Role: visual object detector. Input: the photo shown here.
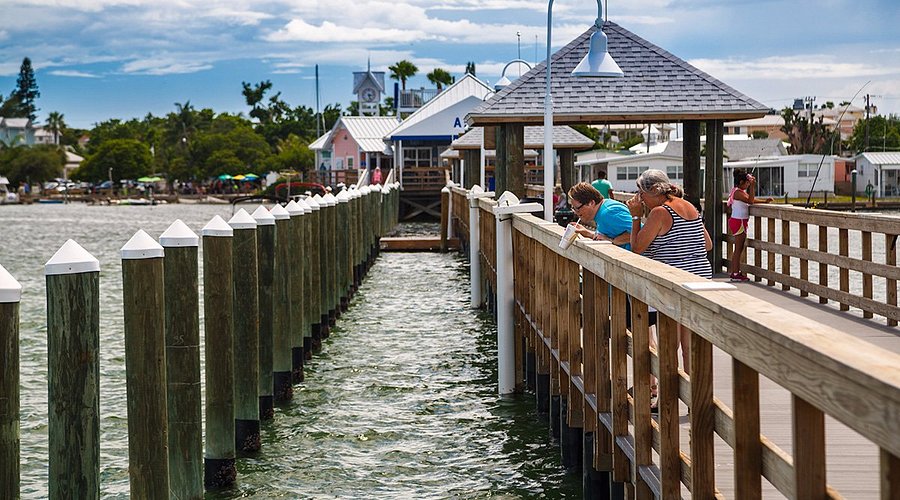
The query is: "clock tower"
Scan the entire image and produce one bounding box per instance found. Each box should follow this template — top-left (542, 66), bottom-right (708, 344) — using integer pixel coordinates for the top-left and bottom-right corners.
top-left (352, 60), bottom-right (385, 116)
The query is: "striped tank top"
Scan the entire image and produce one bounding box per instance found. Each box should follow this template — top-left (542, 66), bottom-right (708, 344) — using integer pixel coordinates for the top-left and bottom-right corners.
top-left (643, 205), bottom-right (712, 279)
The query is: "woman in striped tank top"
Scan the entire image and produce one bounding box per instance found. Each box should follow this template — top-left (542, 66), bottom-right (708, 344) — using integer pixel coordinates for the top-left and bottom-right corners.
top-left (626, 169), bottom-right (712, 380)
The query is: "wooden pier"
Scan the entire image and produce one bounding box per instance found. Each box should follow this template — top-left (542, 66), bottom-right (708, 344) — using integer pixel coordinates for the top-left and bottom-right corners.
top-left (451, 186), bottom-right (900, 499)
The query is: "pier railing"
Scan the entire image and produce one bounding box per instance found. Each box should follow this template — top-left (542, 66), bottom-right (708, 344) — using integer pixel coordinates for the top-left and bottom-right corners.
top-left (730, 204), bottom-right (900, 326)
top-left (451, 185), bottom-right (900, 498)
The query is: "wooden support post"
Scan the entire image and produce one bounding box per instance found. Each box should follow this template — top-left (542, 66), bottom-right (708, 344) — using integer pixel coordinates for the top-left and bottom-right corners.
top-left (839, 228), bottom-right (849, 310)
top-left (715, 120), bottom-right (725, 269)
top-left (228, 209), bottom-right (261, 453)
top-left (657, 314), bottom-right (680, 498)
top-left (799, 222), bottom-right (809, 297)
top-left (793, 395), bottom-right (826, 498)
top-left (559, 149), bottom-right (576, 195)
top-left (160, 221), bottom-right (203, 498)
top-left (881, 449), bottom-right (900, 498)
top-left (781, 218), bottom-right (791, 291)
top-left (819, 226), bottom-right (828, 304)
top-left (630, 298), bottom-right (653, 499)
top-left (252, 206), bottom-right (276, 420)
top-left (767, 217), bottom-right (776, 286)
top-left (495, 126), bottom-right (507, 195)
top-left (754, 214), bottom-right (763, 282)
top-left (863, 230), bottom-right (873, 318)
top-left (201, 216), bottom-right (236, 489)
top-left (286, 200), bottom-right (307, 383)
top-left (0, 265), bottom-right (21, 500)
top-left (887, 234), bottom-right (898, 327)
top-left (683, 120), bottom-right (702, 212)
top-left (610, 287), bottom-right (630, 484)
top-left (45, 240), bottom-right (100, 500)
top-left (121, 230), bottom-right (170, 499)
top-left (689, 327), bottom-right (715, 498)
top-left (704, 119), bottom-right (720, 270)
top-left (463, 149), bottom-right (481, 190)
top-left (503, 123), bottom-right (525, 198)
top-left (733, 359), bottom-right (762, 498)
top-left (270, 204), bottom-right (293, 402)
top-left (440, 186), bottom-right (450, 252)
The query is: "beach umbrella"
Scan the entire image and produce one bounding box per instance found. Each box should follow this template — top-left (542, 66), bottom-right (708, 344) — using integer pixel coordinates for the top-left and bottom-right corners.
top-left (217, 174), bottom-right (232, 181)
top-left (137, 176), bottom-right (162, 183)
top-left (243, 173), bottom-right (259, 180)
top-left (232, 174), bottom-right (246, 181)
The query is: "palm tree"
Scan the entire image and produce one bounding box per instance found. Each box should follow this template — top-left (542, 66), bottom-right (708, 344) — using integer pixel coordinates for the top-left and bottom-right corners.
top-left (46, 111), bottom-right (65, 145)
top-left (426, 68), bottom-right (453, 91)
top-left (388, 60), bottom-right (418, 91)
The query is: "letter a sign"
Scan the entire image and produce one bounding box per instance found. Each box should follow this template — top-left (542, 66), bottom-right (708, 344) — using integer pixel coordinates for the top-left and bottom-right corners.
top-left (453, 117), bottom-right (462, 128)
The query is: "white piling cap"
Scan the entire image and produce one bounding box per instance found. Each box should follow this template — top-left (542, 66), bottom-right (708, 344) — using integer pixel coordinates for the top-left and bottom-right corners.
top-left (312, 193), bottom-right (323, 202)
top-left (159, 219), bottom-right (199, 248)
top-left (447, 181), bottom-right (455, 187)
top-left (295, 197), bottom-right (312, 213)
top-left (228, 208), bottom-right (257, 230)
top-left (336, 190), bottom-right (350, 203)
top-left (306, 196), bottom-right (321, 210)
top-left (285, 199), bottom-right (304, 216)
top-left (251, 205), bottom-right (276, 226)
top-left (441, 186), bottom-right (451, 194)
top-left (0, 264), bottom-right (22, 303)
top-left (322, 192), bottom-right (337, 206)
top-left (370, 184), bottom-right (382, 193)
top-left (270, 203), bottom-right (290, 220)
top-left (45, 239), bottom-right (100, 276)
top-left (201, 215), bottom-right (234, 237)
top-left (361, 186), bottom-right (371, 195)
top-left (121, 229), bottom-right (165, 260)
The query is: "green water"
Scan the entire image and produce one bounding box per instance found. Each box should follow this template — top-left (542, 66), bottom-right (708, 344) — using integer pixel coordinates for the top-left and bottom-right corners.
top-left (0, 204), bottom-right (580, 499)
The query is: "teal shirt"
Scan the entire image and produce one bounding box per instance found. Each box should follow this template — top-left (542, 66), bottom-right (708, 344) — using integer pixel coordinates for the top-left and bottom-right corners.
top-left (591, 178), bottom-right (613, 198)
top-left (594, 199), bottom-right (632, 250)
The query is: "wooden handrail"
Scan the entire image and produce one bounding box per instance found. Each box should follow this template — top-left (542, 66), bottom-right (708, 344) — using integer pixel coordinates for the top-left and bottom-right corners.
top-left (450, 186), bottom-right (900, 497)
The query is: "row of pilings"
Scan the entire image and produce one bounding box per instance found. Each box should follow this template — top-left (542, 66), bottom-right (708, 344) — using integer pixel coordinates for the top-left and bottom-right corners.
top-left (0, 183), bottom-right (400, 500)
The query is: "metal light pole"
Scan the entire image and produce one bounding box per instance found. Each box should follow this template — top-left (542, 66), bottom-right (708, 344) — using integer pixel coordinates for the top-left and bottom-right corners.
top-left (543, 0), bottom-right (623, 221)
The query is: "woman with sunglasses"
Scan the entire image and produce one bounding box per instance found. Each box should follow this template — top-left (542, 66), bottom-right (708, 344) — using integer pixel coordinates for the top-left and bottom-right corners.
top-left (566, 182), bottom-right (633, 249)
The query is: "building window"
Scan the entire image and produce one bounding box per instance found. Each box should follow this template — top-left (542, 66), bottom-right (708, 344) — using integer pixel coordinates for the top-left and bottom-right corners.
top-left (666, 165), bottom-right (683, 180)
top-left (617, 165), bottom-right (648, 181)
top-left (347, 157), bottom-right (354, 169)
top-left (403, 147), bottom-right (432, 168)
top-left (798, 163), bottom-right (816, 177)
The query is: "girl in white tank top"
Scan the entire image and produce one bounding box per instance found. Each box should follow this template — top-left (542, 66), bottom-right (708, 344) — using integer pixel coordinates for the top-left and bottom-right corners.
top-left (727, 169), bottom-right (773, 281)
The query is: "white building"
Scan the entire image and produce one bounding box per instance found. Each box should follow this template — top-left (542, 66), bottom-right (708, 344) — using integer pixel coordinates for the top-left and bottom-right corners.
top-left (724, 154), bottom-right (836, 198)
top-left (854, 152), bottom-right (900, 197)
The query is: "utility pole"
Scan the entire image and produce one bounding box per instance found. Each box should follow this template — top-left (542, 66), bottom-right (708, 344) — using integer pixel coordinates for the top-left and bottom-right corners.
top-left (865, 94), bottom-right (870, 152)
top-left (315, 64), bottom-right (321, 138)
top-left (516, 32), bottom-right (521, 77)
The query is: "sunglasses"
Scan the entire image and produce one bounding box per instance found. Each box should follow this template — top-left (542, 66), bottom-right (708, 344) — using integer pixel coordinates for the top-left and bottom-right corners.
top-left (571, 201), bottom-right (585, 211)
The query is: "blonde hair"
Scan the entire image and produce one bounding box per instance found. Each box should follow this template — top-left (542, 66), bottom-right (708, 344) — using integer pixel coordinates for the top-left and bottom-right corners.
top-left (636, 169), bottom-right (681, 198)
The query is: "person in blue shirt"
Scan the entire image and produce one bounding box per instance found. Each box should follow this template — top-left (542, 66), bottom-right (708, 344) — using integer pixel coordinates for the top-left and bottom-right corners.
top-left (566, 182), bottom-right (633, 250)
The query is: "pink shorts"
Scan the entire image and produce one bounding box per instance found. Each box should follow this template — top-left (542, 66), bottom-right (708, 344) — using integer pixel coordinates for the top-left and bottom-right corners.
top-left (728, 217), bottom-right (748, 236)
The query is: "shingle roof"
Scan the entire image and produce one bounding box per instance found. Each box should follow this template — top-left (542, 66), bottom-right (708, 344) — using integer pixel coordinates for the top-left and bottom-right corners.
top-left (468, 22), bottom-right (768, 126)
top-left (451, 125), bottom-right (594, 150)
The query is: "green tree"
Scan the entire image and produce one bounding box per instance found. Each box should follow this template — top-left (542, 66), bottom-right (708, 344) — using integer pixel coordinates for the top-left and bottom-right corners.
top-left (76, 139), bottom-right (153, 181)
top-left (465, 62), bottom-right (476, 76)
top-left (0, 144), bottom-right (64, 185)
top-left (264, 134), bottom-right (315, 174)
top-left (426, 68), bottom-right (453, 91)
top-left (11, 58), bottom-right (40, 120)
top-left (849, 114), bottom-right (900, 153)
top-left (46, 111), bottom-right (66, 145)
top-left (780, 107), bottom-right (832, 154)
top-left (388, 60), bottom-right (418, 91)
top-left (0, 93), bottom-right (21, 118)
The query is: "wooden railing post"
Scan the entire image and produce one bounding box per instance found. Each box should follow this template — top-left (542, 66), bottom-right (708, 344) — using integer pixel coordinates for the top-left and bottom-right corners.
top-left (690, 327), bottom-right (715, 498)
top-left (286, 200), bottom-right (307, 383)
top-left (228, 209), bottom-right (261, 453)
top-left (440, 186), bottom-right (450, 252)
top-left (201, 216), bottom-right (236, 489)
top-left (793, 395), bottom-right (826, 498)
top-left (732, 359), bottom-right (762, 499)
top-left (306, 196), bottom-right (324, 351)
top-left (657, 314), bottom-right (681, 498)
top-left (159, 220), bottom-right (203, 498)
top-left (0, 265), bottom-right (21, 499)
top-left (252, 206), bottom-right (276, 420)
top-left (45, 240), bottom-right (100, 500)
top-left (121, 229), bottom-right (170, 499)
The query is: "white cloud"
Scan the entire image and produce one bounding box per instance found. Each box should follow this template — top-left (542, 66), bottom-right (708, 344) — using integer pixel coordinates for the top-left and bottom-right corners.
top-left (120, 58), bottom-right (213, 75)
top-left (689, 55), bottom-right (899, 81)
top-left (49, 70), bottom-right (100, 78)
top-left (266, 20), bottom-right (425, 43)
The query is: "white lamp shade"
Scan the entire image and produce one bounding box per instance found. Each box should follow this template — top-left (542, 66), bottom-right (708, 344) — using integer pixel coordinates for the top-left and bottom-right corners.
top-left (571, 29), bottom-right (624, 77)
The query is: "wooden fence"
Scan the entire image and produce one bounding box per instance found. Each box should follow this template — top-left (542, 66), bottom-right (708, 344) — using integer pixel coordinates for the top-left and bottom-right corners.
top-left (451, 186), bottom-right (900, 498)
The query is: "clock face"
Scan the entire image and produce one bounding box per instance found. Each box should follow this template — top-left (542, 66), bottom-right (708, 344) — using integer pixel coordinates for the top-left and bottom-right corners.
top-left (361, 88), bottom-right (377, 103)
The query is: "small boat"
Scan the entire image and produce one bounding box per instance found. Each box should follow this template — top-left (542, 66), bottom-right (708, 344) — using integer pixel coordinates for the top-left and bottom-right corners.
top-left (0, 177), bottom-right (20, 204)
top-left (37, 198), bottom-right (63, 204)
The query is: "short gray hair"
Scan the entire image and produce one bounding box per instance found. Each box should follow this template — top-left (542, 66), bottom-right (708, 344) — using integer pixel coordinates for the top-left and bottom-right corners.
top-left (636, 169), bottom-right (680, 197)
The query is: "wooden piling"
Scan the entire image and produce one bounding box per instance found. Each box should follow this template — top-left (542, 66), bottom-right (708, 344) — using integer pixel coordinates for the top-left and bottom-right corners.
top-left (296, 198), bottom-right (314, 359)
top-left (0, 265), bottom-right (21, 500)
top-left (159, 220), bottom-right (203, 499)
top-left (320, 193), bottom-right (338, 328)
top-left (440, 186), bottom-right (450, 252)
top-left (121, 230), bottom-right (170, 499)
top-left (45, 240), bottom-right (100, 500)
top-left (251, 206), bottom-right (276, 420)
top-left (200, 216), bottom-right (236, 488)
top-left (270, 204), bottom-right (293, 402)
top-left (227, 209), bottom-right (260, 453)
top-left (336, 190), bottom-right (351, 311)
top-left (306, 196), bottom-right (323, 353)
top-left (285, 200), bottom-right (306, 384)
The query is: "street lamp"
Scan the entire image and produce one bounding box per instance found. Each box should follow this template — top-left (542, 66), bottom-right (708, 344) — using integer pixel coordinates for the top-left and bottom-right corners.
top-left (494, 59), bottom-right (534, 92)
top-left (543, 0), bottom-right (623, 220)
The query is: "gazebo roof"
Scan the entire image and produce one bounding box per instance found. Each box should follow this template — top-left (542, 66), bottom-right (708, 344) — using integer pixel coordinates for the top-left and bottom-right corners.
top-left (468, 22), bottom-right (769, 126)
top-left (451, 125), bottom-right (594, 150)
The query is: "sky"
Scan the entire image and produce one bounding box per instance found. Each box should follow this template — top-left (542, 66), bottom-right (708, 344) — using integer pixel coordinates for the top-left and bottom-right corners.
top-left (1, 0), bottom-right (898, 130)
